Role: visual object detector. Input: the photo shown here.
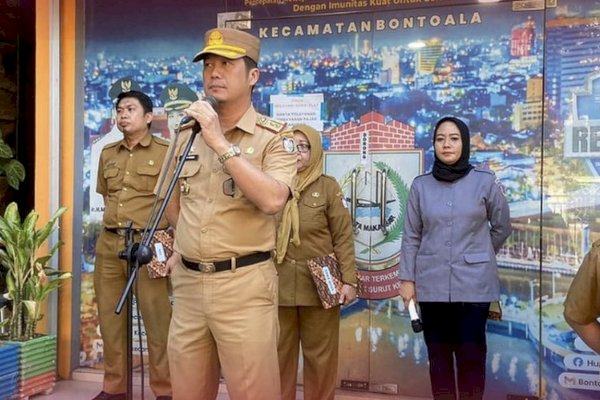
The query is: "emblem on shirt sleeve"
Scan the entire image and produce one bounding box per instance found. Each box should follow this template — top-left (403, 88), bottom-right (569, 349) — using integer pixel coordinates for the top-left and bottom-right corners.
top-left (283, 137), bottom-right (295, 153)
top-left (495, 177), bottom-right (507, 195)
top-left (337, 191), bottom-right (348, 208)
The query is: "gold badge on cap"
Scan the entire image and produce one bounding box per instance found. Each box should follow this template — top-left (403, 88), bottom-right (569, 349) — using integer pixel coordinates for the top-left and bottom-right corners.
top-left (121, 80), bottom-right (132, 92)
top-left (208, 30), bottom-right (224, 46)
top-left (168, 87), bottom-right (179, 101)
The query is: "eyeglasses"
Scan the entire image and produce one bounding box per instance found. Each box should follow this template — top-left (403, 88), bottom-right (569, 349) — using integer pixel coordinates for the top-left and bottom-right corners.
top-left (296, 143), bottom-right (311, 153)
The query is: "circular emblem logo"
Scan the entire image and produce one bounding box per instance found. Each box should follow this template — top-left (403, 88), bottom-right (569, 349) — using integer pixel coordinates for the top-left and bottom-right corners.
top-left (208, 31), bottom-right (224, 46)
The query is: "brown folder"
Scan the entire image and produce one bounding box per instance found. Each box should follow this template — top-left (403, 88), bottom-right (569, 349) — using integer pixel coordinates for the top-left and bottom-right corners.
top-left (306, 253), bottom-right (344, 309)
top-left (147, 229), bottom-right (175, 278)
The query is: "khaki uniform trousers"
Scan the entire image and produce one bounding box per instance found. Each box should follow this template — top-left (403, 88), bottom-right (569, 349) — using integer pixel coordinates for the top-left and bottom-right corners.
top-left (94, 231), bottom-right (172, 396)
top-left (278, 305), bottom-right (340, 400)
top-left (168, 258), bottom-right (281, 400)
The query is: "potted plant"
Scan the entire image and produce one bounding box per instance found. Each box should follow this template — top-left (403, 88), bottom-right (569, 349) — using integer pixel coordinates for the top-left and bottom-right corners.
top-left (0, 202), bottom-right (71, 399)
top-left (0, 128), bottom-right (26, 191)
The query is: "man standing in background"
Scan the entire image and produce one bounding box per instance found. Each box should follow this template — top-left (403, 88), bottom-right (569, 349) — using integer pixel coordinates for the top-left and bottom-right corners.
top-left (94, 90), bottom-right (172, 400)
top-left (89, 77), bottom-right (143, 221)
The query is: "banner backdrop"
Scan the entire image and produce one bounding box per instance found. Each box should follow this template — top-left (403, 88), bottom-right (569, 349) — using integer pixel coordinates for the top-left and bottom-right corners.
top-left (81, 1), bottom-right (600, 398)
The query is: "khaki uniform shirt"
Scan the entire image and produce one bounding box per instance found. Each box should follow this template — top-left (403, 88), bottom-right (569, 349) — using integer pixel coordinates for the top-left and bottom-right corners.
top-left (277, 175), bottom-right (357, 306)
top-left (97, 133), bottom-right (169, 229)
top-left (160, 106), bottom-right (296, 260)
top-left (564, 239), bottom-right (600, 325)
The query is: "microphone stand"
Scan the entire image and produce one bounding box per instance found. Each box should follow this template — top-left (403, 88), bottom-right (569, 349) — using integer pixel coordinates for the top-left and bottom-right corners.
top-left (114, 123), bottom-right (201, 400)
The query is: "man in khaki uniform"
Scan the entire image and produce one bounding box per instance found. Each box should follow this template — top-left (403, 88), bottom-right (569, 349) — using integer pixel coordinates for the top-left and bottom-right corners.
top-left (94, 90), bottom-right (172, 400)
top-left (160, 28), bottom-right (296, 400)
top-left (564, 239), bottom-right (600, 354)
top-left (90, 77), bottom-right (143, 221)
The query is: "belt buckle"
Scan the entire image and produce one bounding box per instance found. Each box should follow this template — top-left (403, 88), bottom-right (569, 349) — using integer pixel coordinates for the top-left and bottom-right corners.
top-left (198, 262), bottom-right (216, 273)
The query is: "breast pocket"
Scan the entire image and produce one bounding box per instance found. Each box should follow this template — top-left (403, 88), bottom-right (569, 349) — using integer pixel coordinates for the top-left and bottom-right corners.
top-left (464, 252), bottom-right (490, 266)
top-left (103, 167), bottom-right (122, 192)
top-left (302, 196), bottom-right (326, 222)
top-left (177, 160), bottom-right (203, 197)
top-left (179, 160), bottom-right (201, 179)
top-left (132, 164), bottom-right (161, 192)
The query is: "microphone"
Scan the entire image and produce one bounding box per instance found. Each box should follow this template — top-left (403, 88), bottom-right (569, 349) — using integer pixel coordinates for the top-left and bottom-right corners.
top-left (408, 299), bottom-right (423, 333)
top-left (179, 96), bottom-right (218, 131)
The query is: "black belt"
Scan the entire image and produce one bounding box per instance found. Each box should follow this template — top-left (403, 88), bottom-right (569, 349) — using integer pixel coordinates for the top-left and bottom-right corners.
top-left (181, 252), bottom-right (271, 273)
top-left (105, 227), bottom-right (144, 236)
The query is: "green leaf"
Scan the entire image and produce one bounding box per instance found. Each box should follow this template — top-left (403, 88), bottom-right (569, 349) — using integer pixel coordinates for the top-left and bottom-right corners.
top-left (22, 300), bottom-right (38, 318)
top-left (3, 202), bottom-right (20, 225)
top-left (0, 141), bottom-right (13, 158)
top-left (0, 136), bottom-right (25, 190)
top-left (364, 161), bottom-right (410, 252)
top-left (35, 208), bottom-right (66, 246)
top-left (5, 160), bottom-right (26, 189)
top-left (23, 209), bottom-right (39, 234)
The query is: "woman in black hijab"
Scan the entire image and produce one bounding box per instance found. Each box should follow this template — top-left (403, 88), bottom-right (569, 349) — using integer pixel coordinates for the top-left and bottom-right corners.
top-left (431, 116), bottom-right (474, 182)
top-left (399, 116), bottom-right (512, 400)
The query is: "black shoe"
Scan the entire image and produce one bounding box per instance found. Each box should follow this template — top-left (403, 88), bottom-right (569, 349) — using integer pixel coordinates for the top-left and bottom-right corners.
top-left (92, 391), bottom-right (127, 400)
top-left (156, 397), bottom-right (172, 400)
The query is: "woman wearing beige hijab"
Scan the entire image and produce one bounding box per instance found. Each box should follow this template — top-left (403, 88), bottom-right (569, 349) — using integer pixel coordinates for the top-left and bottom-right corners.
top-left (275, 125), bottom-right (358, 400)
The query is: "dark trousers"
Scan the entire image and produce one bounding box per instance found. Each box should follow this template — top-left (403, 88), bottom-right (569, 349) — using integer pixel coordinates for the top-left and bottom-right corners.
top-left (419, 302), bottom-right (490, 400)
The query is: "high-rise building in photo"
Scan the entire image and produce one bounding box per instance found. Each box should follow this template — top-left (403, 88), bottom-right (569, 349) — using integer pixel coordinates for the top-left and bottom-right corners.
top-left (416, 38), bottom-right (442, 75)
top-left (511, 16), bottom-right (536, 57)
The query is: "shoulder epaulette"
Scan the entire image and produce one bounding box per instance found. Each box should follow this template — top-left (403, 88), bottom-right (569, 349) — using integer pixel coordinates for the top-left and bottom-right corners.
top-left (322, 175), bottom-right (338, 184)
top-left (256, 114), bottom-right (287, 134)
top-left (474, 167), bottom-right (495, 175)
top-left (322, 175), bottom-right (345, 198)
top-left (152, 135), bottom-right (170, 146)
top-left (102, 140), bottom-right (121, 151)
top-left (279, 127), bottom-right (294, 139)
top-left (413, 172), bottom-right (432, 181)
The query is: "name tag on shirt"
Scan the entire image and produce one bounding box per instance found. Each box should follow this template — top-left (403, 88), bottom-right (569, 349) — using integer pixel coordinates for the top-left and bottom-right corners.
top-left (178, 154), bottom-right (199, 162)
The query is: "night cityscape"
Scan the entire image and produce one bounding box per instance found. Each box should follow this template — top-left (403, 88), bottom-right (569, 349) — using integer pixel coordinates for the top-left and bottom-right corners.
top-left (78, 1), bottom-right (600, 398)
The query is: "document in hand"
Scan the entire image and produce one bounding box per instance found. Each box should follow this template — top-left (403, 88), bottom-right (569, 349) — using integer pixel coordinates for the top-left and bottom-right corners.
top-left (147, 229), bottom-right (175, 278)
top-left (306, 253), bottom-right (344, 309)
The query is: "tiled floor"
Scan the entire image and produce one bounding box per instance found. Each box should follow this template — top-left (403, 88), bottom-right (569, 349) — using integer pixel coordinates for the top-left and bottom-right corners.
top-left (34, 368), bottom-right (429, 400)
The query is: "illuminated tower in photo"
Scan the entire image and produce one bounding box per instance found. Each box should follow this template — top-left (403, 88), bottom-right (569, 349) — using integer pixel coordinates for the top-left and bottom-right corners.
top-left (415, 38), bottom-right (443, 75)
top-left (546, 15), bottom-right (600, 117)
top-left (381, 47), bottom-right (400, 85)
top-left (510, 16), bottom-right (535, 57)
